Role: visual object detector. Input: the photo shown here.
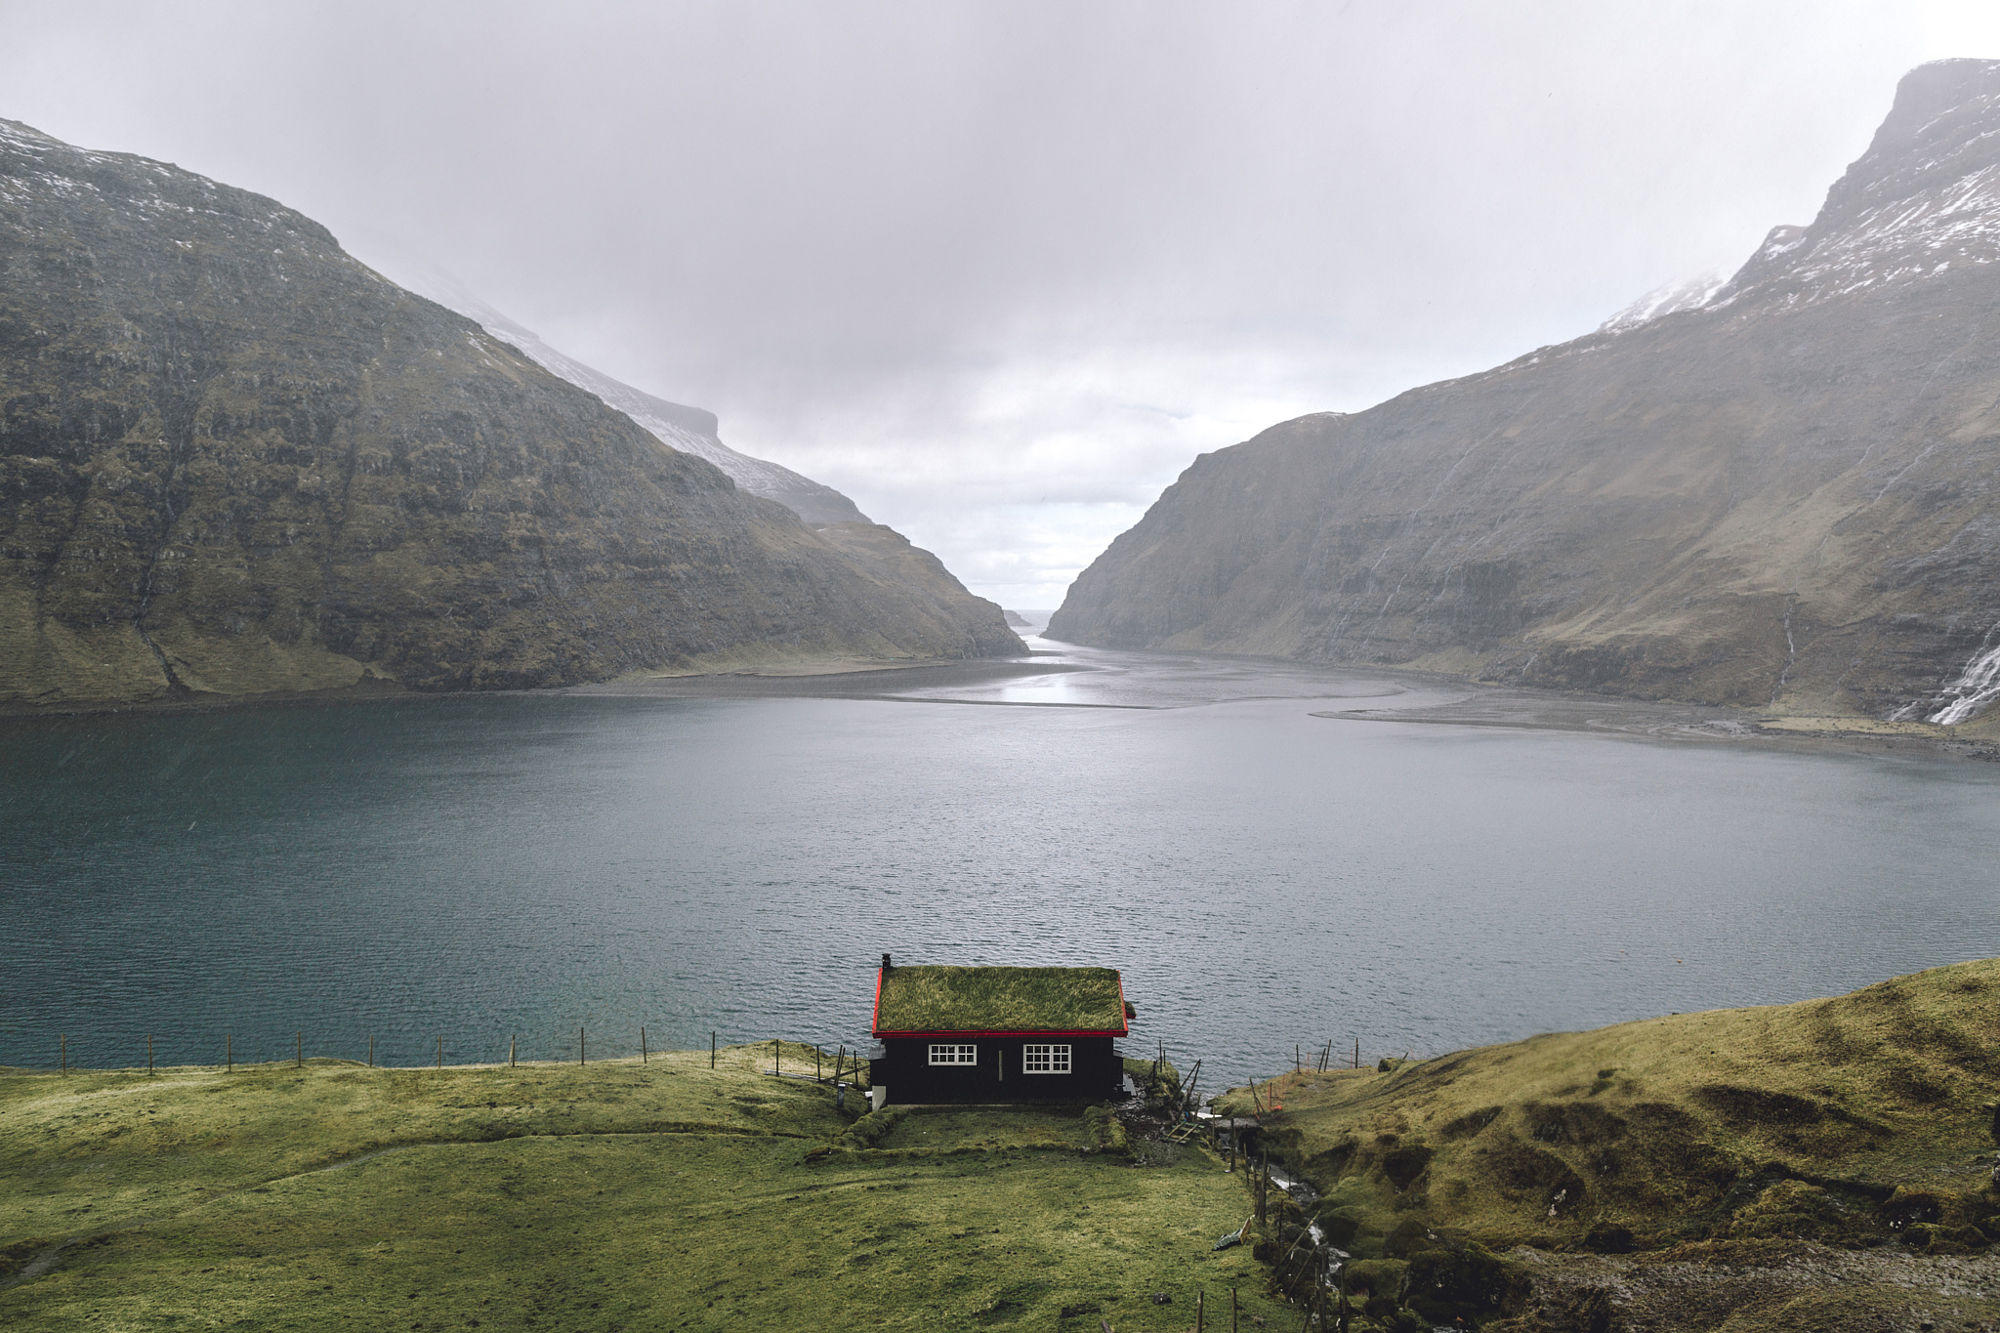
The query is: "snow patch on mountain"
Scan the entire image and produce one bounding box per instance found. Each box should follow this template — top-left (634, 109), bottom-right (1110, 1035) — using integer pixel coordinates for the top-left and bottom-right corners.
top-left (1726, 157), bottom-right (2000, 305)
top-left (1598, 268), bottom-right (1733, 334)
top-left (1696, 59), bottom-right (2000, 314)
top-left (1596, 62), bottom-right (2000, 342)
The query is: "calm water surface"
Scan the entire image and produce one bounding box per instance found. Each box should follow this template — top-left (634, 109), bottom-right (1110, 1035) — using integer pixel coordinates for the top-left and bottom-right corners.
top-left (4, 638), bottom-right (1998, 1087)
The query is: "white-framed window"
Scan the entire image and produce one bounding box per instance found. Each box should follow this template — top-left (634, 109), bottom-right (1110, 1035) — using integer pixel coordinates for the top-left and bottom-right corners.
top-left (1021, 1043), bottom-right (1071, 1074)
top-left (928, 1043), bottom-right (978, 1066)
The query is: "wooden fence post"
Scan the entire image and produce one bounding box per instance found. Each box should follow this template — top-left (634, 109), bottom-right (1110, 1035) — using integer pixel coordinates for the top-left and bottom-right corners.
top-left (368, 1035), bottom-right (375, 1068)
top-left (580, 1027), bottom-right (585, 1066)
top-left (436, 1036), bottom-right (443, 1070)
top-left (641, 1026), bottom-right (648, 1064)
top-left (147, 1034), bottom-right (154, 1076)
top-left (1231, 1287), bottom-right (1239, 1333)
top-left (710, 1031), bottom-right (716, 1068)
top-left (59, 1034), bottom-right (66, 1076)
top-left (1352, 1037), bottom-right (1358, 1069)
top-left (509, 1034), bottom-right (516, 1068)
top-left (226, 1033), bottom-right (232, 1073)
top-left (816, 1045), bottom-right (821, 1081)
top-left (296, 1032), bottom-right (303, 1068)
top-left (773, 1039), bottom-right (779, 1075)
top-left (1196, 1289), bottom-right (1205, 1333)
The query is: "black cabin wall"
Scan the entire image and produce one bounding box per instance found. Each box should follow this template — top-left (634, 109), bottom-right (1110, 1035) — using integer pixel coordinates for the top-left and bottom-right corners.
top-left (870, 1036), bottom-right (1123, 1104)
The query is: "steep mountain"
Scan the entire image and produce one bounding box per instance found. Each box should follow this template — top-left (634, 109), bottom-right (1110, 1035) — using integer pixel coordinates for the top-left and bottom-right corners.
top-left (378, 265), bottom-right (870, 526)
top-left (1050, 60), bottom-right (2000, 726)
top-left (0, 120), bottom-right (1020, 707)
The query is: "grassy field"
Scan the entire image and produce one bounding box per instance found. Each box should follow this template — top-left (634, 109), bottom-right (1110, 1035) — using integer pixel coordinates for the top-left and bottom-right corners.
top-left (0, 1043), bottom-right (1284, 1331)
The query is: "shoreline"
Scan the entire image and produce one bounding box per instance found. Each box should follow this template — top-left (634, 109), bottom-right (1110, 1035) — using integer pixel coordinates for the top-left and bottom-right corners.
top-left (4, 639), bottom-right (1997, 763)
top-left (0, 651), bottom-right (1065, 721)
top-left (565, 654), bottom-right (1090, 699)
top-left (1307, 680), bottom-right (2000, 764)
top-left (1013, 637), bottom-right (2000, 764)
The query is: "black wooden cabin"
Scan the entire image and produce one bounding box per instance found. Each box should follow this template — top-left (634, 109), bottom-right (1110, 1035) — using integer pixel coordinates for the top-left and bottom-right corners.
top-left (867, 957), bottom-right (1131, 1106)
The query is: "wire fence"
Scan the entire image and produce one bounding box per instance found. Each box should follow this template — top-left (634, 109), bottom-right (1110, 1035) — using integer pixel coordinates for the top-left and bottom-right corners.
top-left (5, 1028), bottom-right (864, 1075)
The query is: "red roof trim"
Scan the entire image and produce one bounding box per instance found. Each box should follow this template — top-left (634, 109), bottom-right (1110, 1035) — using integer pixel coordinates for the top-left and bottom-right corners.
top-left (875, 1028), bottom-right (1127, 1039)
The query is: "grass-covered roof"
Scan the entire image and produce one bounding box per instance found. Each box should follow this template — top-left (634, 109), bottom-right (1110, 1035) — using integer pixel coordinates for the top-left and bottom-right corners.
top-left (873, 965), bottom-right (1128, 1035)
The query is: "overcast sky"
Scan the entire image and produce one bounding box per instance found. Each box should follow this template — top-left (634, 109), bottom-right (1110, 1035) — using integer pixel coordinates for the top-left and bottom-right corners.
top-left (9, 2), bottom-right (2000, 606)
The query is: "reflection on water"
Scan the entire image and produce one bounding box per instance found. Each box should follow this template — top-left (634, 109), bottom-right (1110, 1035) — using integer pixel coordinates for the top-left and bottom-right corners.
top-left (3, 640), bottom-right (1997, 1087)
top-left (900, 630), bottom-right (1437, 712)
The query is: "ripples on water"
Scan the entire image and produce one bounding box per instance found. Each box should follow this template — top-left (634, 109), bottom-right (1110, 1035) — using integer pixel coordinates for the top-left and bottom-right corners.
top-left (3, 641), bottom-right (1998, 1088)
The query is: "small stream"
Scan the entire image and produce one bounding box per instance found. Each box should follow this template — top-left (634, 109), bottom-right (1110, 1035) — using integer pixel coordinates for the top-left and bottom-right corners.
top-left (1924, 629), bottom-right (2000, 724)
top-left (1196, 1109), bottom-right (1344, 1274)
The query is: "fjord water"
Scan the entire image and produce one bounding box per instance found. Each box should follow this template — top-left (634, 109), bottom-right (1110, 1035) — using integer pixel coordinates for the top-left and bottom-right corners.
top-left (4, 642), bottom-right (1998, 1087)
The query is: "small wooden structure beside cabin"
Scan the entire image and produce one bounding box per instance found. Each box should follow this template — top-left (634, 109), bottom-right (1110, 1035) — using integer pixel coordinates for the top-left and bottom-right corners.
top-left (868, 957), bottom-right (1131, 1106)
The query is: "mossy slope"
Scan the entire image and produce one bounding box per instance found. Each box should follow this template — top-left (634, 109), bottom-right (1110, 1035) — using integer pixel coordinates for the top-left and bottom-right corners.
top-left (1218, 958), bottom-right (2000, 1258)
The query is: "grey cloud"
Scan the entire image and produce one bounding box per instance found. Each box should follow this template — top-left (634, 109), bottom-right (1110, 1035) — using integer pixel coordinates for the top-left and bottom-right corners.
top-left (7, 1), bottom-right (2000, 603)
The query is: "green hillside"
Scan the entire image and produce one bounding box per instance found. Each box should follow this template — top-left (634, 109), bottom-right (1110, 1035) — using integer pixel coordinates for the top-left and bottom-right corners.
top-left (1216, 958), bottom-right (2000, 1330)
top-left (0, 1045), bottom-right (1278, 1331)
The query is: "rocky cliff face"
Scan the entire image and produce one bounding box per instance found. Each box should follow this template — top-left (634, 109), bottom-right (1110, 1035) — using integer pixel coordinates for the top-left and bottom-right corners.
top-left (382, 266), bottom-right (873, 526)
top-left (1050, 60), bottom-right (2000, 725)
top-left (0, 120), bottom-right (1019, 707)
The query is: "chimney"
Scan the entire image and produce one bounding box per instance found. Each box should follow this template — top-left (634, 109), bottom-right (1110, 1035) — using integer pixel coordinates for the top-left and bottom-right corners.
top-left (881, 952), bottom-right (892, 972)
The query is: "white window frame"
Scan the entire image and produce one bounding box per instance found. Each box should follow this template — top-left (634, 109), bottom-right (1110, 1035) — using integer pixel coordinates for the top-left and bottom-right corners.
top-left (1021, 1043), bottom-right (1071, 1074)
top-left (928, 1042), bottom-right (978, 1066)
